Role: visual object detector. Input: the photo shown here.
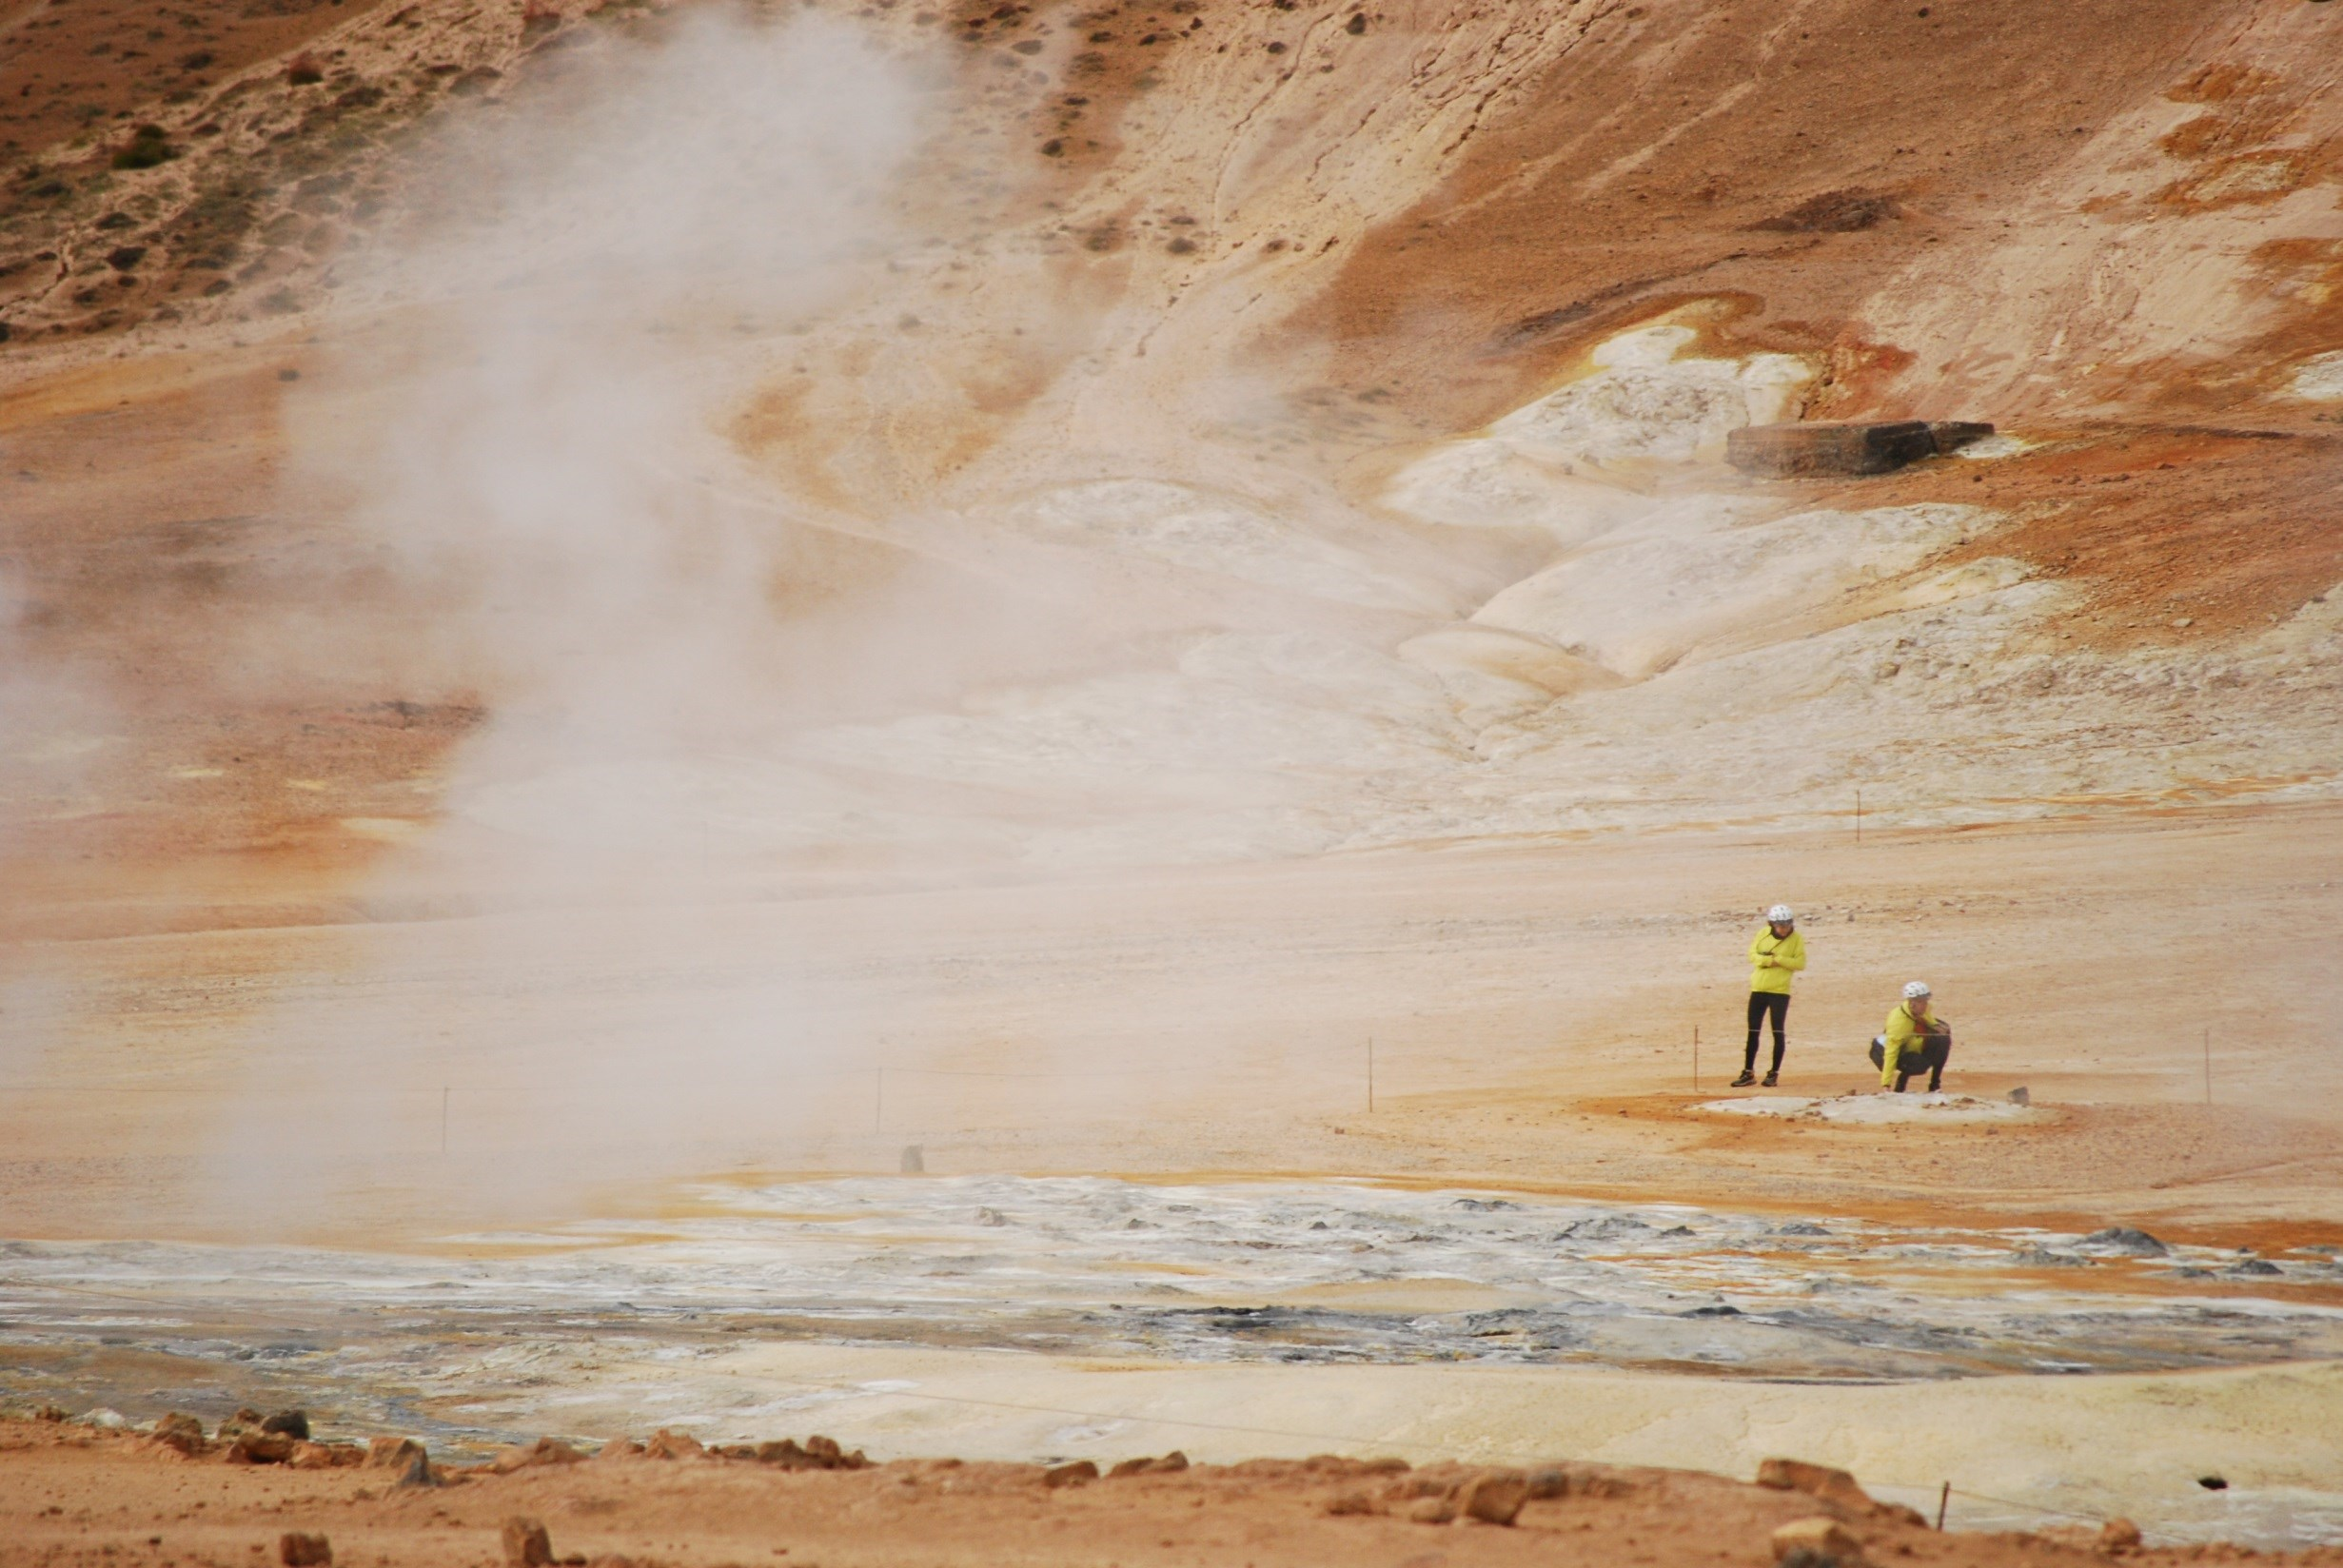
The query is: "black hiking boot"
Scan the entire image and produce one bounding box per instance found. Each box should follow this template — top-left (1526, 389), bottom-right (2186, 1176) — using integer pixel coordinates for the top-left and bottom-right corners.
top-left (1761, 1069), bottom-right (1779, 1088)
top-left (1729, 1070), bottom-right (1756, 1088)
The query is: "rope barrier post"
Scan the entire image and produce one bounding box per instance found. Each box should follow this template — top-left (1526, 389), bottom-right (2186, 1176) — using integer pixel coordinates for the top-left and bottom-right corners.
top-left (1938, 1481), bottom-right (1950, 1531)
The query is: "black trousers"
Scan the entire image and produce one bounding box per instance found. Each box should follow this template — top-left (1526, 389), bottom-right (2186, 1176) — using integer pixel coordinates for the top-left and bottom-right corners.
top-left (1744, 991), bottom-right (1789, 1072)
top-left (1869, 1033), bottom-right (1952, 1091)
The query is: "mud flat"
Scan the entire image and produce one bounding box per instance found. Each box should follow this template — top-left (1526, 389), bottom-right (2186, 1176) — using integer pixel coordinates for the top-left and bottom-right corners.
top-left (5, 1178), bottom-right (2341, 1544)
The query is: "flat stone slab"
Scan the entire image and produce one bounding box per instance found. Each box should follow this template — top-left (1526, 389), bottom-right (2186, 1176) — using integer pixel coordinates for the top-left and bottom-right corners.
top-left (1699, 1091), bottom-right (2037, 1124)
top-left (1727, 420), bottom-right (1995, 477)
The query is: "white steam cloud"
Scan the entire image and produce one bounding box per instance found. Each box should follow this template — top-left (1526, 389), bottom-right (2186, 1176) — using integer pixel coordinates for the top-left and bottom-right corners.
top-left (216, 10), bottom-right (945, 1223)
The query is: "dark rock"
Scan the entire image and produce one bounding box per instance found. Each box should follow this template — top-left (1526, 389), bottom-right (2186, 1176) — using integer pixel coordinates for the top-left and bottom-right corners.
top-left (1928, 421), bottom-right (1995, 455)
top-left (278, 1533), bottom-right (332, 1567)
top-left (1044, 1460), bottom-right (1099, 1488)
top-left (260, 1410), bottom-right (310, 1441)
top-left (2080, 1227), bottom-right (2167, 1256)
top-left (1526, 1467), bottom-right (1567, 1499)
top-left (1727, 421), bottom-right (1938, 478)
top-left (1754, 189), bottom-right (1898, 232)
top-left (2228, 1259), bottom-right (2282, 1277)
top-left (1151, 1450), bottom-right (1190, 1473)
top-left (393, 1449), bottom-right (441, 1490)
top-left (501, 1518), bottom-right (554, 1568)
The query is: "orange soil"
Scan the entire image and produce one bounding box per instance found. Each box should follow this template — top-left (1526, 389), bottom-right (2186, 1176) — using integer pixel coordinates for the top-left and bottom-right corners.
top-left (3, 1417), bottom-right (2318, 1568)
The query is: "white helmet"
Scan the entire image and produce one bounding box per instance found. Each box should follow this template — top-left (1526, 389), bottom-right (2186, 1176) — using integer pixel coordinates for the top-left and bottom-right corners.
top-left (1767, 905), bottom-right (1795, 925)
top-left (1903, 980), bottom-right (1932, 999)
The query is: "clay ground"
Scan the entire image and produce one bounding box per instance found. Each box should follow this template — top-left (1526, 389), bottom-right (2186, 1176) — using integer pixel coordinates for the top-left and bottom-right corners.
top-left (4, 1417), bottom-right (2328, 1568)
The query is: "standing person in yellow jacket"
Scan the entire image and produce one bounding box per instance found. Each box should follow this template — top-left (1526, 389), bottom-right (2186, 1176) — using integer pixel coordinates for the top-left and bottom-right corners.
top-left (1733, 904), bottom-right (1805, 1088)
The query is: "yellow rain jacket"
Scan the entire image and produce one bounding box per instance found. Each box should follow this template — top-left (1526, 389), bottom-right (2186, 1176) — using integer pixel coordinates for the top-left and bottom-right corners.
top-left (1747, 927), bottom-right (1806, 994)
top-left (1880, 1002), bottom-right (1951, 1087)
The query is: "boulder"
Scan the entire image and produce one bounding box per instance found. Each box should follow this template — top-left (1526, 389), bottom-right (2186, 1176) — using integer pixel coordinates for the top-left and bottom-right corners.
top-left (490, 1438), bottom-right (587, 1474)
top-left (643, 1429), bottom-right (703, 1460)
top-left (1757, 1458), bottom-right (1875, 1510)
top-left (1043, 1460), bottom-right (1099, 1488)
top-left (595, 1438), bottom-right (645, 1461)
top-left (365, 1437), bottom-right (426, 1471)
top-left (2100, 1519), bottom-right (2144, 1552)
top-left (147, 1414), bottom-right (208, 1458)
top-left (260, 1410), bottom-right (311, 1441)
top-left (501, 1518), bottom-right (555, 1568)
top-left (1150, 1451), bottom-right (1190, 1473)
top-left (1323, 1491), bottom-right (1378, 1516)
top-left (1725, 421), bottom-right (1939, 478)
top-left (288, 1442), bottom-right (347, 1471)
top-left (392, 1449), bottom-right (442, 1491)
top-left (223, 1432), bottom-right (296, 1465)
top-left (278, 1533), bottom-right (332, 1567)
top-left (1408, 1496), bottom-right (1456, 1524)
top-left (1457, 1469), bottom-right (1528, 1525)
top-left (1526, 1467), bottom-right (1568, 1499)
top-left (1771, 1517), bottom-right (1866, 1567)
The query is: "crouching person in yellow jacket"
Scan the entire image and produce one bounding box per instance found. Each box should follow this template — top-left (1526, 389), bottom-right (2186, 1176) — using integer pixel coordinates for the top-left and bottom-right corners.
top-left (1734, 904), bottom-right (1805, 1088)
top-left (1870, 981), bottom-right (1952, 1093)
